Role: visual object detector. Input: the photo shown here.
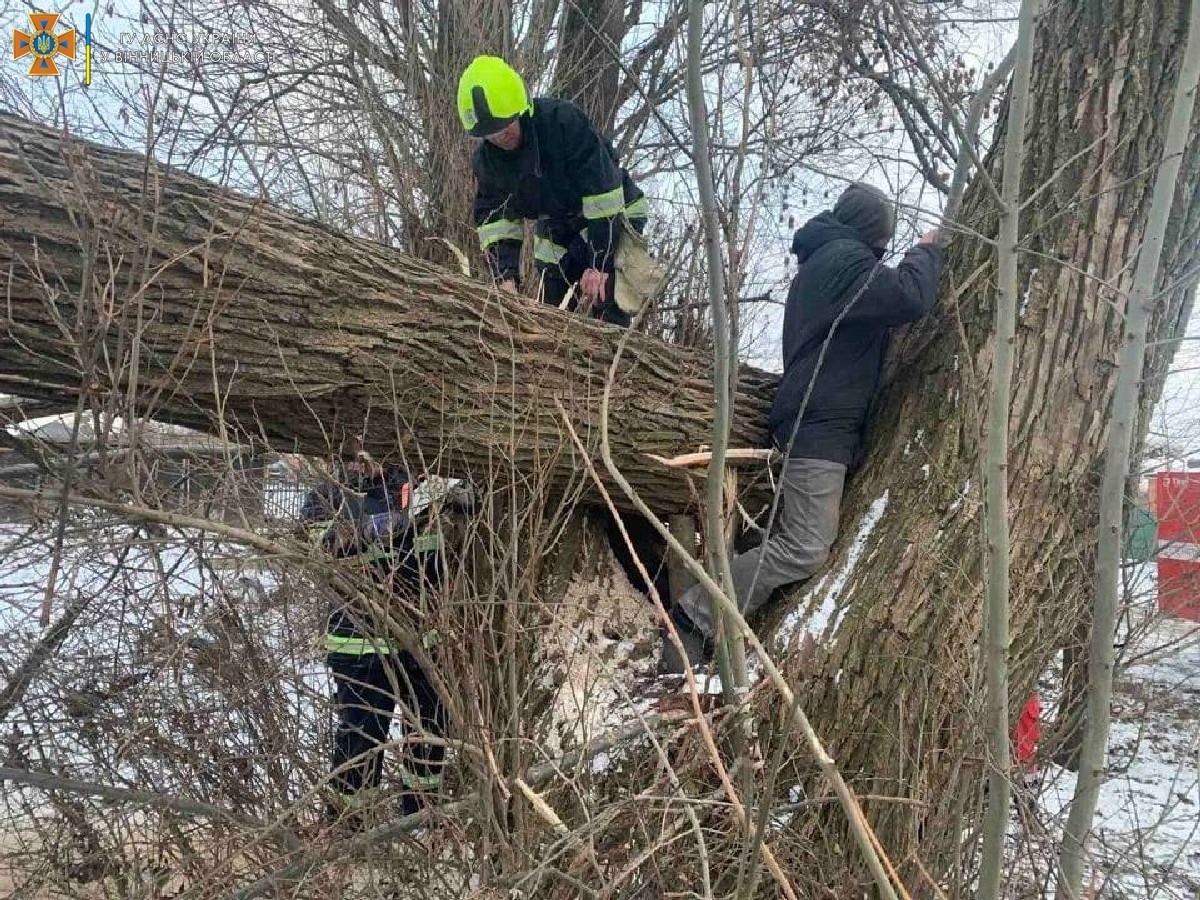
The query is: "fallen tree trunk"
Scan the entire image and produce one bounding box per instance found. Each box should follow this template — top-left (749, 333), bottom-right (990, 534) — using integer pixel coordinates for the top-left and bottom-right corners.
top-left (0, 114), bottom-right (775, 516)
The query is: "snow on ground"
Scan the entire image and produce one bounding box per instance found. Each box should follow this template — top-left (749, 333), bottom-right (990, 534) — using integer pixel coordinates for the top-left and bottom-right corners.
top-left (1044, 619), bottom-right (1198, 898)
top-left (1009, 570), bottom-right (1200, 899)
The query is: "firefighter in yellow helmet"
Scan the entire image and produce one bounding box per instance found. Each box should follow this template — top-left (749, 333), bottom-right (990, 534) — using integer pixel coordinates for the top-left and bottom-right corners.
top-left (457, 55), bottom-right (650, 327)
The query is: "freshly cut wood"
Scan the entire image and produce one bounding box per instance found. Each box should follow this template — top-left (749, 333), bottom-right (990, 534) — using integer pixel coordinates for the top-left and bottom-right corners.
top-left (644, 448), bottom-right (776, 469)
top-left (0, 113), bottom-right (776, 514)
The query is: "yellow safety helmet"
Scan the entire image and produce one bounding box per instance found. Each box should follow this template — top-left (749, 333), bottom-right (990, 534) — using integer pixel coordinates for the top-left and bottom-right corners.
top-left (457, 56), bottom-right (531, 137)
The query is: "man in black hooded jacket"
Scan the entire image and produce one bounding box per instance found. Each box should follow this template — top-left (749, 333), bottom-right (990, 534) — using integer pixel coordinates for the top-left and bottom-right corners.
top-left (662, 182), bottom-right (943, 673)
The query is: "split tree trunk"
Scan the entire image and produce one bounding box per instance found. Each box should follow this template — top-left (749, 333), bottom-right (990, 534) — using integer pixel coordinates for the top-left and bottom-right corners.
top-left (769, 0), bottom-right (1200, 885)
top-left (0, 112), bottom-right (775, 517)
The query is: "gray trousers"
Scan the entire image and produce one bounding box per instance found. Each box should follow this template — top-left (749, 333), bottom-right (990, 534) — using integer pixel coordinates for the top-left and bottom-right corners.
top-left (676, 457), bottom-right (846, 638)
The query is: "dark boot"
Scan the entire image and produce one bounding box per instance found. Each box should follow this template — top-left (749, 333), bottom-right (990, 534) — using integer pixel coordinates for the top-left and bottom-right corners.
top-left (659, 606), bottom-right (710, 675)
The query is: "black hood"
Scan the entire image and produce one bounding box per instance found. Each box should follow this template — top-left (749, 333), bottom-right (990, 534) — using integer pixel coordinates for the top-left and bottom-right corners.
top-left (790, 182), bottom-right (896, 263)
top-left (832, 182), bottom-right (895, 250)
top-left (790, 212), bottom-right (874, 264)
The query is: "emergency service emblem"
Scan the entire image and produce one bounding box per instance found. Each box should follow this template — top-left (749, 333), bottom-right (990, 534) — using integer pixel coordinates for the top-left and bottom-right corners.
top-left (13, 13), bottom-right (77, 76)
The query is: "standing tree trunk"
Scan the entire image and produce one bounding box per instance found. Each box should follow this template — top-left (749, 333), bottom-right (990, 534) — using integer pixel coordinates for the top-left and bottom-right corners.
top-left (765, 0), bottom-right (1200, 886)
top-left (552, 0), bottom-right (628, 135)
top-left (407, 0), bottom-right (513, 268)
top-left (313, 0), bottom-right (517, 270)
top-left (1058, 1), bottom-right (1200, 893)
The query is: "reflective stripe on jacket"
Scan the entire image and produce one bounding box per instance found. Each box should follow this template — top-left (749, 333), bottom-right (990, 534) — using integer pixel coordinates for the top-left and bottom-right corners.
top-left (472, 97), bottom-right (645, 284)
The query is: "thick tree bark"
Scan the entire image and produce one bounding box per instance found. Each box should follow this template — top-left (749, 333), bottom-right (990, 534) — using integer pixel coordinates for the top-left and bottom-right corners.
top-left (767, 0), bottom-right (1200, 885)
top-left (552, 0), bottom-right (627, 135)
top-left (0, 112), bottom-right (774, 517)
top-left (1059, 3), bottom-right (1200, 892)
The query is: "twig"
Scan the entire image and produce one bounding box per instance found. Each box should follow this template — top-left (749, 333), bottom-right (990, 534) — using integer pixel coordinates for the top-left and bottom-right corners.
top-left (943, 45), bottom-right (1017, 225)
top-left (39, 400), bottom-right (88, 628)
top-left (686, 0), bottom-right (749, 716)
top-left (911, 851), bottom-right (952, 900)
top-left (0, 576), bottom-right (109, 723)
top-left (978, 4), bottom-right (1037, 899)
top-left (886, 0), bottom-right (1004, 209)
top-left (0, 766), bottom-right (303, 853)
top-left (225, 716), bottom-right (670, 900)
top-left (514, 777), bottom-right (569, 835)
top-left (0, 485), bottom-right (288, 556)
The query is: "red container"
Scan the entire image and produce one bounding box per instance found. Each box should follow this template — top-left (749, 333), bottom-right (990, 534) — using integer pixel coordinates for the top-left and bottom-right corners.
top-left (1153, 472), bottom-right (1200, 622)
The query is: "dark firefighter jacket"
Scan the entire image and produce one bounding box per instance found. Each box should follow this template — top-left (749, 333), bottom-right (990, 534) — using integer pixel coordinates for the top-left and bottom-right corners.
top-left (299, 466), bottom-right (442, 654)
top-left (768, 211), bottom-right (944, 469)
top-left (472, 97), bottom-right (646, 284)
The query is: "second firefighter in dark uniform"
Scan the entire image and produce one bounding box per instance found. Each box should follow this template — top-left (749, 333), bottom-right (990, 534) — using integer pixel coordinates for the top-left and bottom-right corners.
top-left (299, 451), bottom-right (447, 822)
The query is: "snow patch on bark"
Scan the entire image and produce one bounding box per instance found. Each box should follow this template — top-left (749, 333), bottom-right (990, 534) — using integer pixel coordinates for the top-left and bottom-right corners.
top-left (1019, 266), bottom-right (1039, 317)
top-left (949, 478), bottom-right (973, 514)
top-left (781, 491), bottom-right (890, 646)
